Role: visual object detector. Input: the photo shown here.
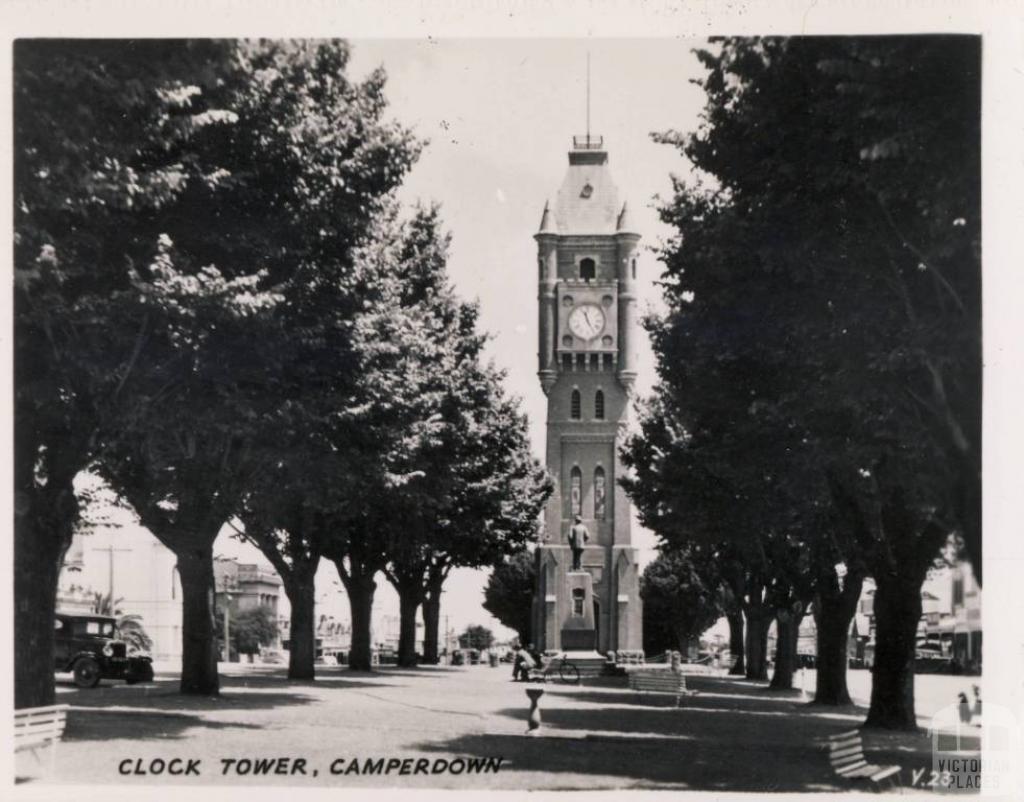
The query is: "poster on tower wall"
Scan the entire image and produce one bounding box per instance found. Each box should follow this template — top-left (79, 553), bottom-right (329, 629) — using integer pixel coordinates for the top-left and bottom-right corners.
top-left (4, 1), bottom-right (1021, 801)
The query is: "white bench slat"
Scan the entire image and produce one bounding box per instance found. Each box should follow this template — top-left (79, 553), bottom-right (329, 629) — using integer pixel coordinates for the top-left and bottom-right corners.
top-left (15, 708), bottom-right (69, 721)
top-left (870, 765), bottom-right (902, 782)
top-left (14, 704), bottom-right (69, 762)
top-left (826, 730), bottom-right (900, 788)
top-left (15, 725), bottom-right (66, 737)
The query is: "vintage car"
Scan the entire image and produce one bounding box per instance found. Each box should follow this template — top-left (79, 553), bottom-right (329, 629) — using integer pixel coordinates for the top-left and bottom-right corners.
top-left (54, 613), bottom-right (155, 688)
top-left (915, 643), bottom-right (957, 674)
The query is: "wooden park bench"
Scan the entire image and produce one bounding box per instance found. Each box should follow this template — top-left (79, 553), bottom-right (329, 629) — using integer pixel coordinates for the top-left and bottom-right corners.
top-left (15, 704), bottom-right (69, 776)
top-left (828, 729), bottom-right (901, 791)
top-left (628, 668), bottom-right (698, 707)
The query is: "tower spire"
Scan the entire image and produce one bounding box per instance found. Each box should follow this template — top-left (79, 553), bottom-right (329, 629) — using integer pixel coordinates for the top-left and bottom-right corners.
top-left (586, 51), bottom-right (591, 146)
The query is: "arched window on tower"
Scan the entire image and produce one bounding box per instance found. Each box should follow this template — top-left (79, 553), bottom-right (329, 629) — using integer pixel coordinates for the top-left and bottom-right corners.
top-left (579, 258), bottom-right (596, 281)
top-left (594, 390), bottom-right (605, 420)
top-left (570, 389), bottom-right (581, 420)
top-left (594, 467), bottom-right (606, 520)
top-left (632, 258), bottom-right (637, 279)
top-left (570, 466), bottom-right (582, 517)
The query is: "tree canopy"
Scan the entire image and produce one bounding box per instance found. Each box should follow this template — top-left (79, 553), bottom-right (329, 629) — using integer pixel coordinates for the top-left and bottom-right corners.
top-left (14, 39), bottom-right (421, 702)
top-left (483, 551), bottom-right (537, 646)
top-left (623, 35), bottom-right (980, 728)
top-left (641, 546), bottom-right (723, 656)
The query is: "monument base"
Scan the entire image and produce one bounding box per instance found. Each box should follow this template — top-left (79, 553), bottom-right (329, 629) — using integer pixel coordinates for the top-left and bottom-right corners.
top-left (560, 628), bottom-right (596, 651)
top-left (560, 570), bottom-right (596, 651)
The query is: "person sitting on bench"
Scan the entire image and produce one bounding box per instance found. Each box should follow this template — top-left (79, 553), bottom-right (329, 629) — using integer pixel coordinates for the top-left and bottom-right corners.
top-left (512, 643), bottom-right (537, 681)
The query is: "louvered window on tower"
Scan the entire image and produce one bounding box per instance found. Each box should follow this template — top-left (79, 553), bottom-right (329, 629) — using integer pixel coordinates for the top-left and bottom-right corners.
top-left (594, 390), bottom-right (605, 420)
top-left (580, 258), bottom-right (596, 280)
top-left (570, 389), bottom-right (581, 420)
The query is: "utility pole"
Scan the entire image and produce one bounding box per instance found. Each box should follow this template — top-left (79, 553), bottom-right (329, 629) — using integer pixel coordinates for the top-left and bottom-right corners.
top-left (215, 561), bottom-right (238, 663)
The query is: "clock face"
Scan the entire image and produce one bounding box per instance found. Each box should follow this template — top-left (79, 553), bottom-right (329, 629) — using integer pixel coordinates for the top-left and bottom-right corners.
top-left (567, 304), bottom-right (606, 340)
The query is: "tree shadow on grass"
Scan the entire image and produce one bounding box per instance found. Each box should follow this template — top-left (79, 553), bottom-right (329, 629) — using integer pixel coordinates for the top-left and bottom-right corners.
top-left (64, 707), bottom-right (266, 742)
top-left (410, 731), bottom-right (843, 792)
top-left (59, 676), bottom-right (324, 714)
top-left (491, 700), bottom-right (860, 745)
top-left (456, 680), bottom-right (960, 791)
top-left (560, 690), bottom-right (837, 718)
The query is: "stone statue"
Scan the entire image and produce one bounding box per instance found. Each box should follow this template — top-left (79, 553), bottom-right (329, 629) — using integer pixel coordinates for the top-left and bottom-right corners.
top-left (568, 516), bottom-right (590, 571)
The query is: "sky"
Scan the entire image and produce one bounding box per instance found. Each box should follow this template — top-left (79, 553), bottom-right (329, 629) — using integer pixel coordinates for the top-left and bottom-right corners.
top-left (162, 39), bottom-right (711, 641)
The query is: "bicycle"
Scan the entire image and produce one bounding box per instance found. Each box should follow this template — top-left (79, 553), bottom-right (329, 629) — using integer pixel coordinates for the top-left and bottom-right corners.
top-left (527, 652), bottom-right (580, 684)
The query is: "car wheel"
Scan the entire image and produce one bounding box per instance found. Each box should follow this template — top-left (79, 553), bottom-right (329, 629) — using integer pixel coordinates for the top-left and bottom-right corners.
top-left (73, 657), bottom-right (102, 688)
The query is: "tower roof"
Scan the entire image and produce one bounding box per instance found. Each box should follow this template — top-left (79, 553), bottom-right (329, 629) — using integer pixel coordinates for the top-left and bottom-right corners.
top-left (551, 135), bottom-right (622, 235)
top-left (537, 200), bottom-right (555, 233)
top-left (616, 201), bottom-right (638, 235)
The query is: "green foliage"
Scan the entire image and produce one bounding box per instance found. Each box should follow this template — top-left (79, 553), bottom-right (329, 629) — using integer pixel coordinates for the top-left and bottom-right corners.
top-left (623, 35), bottom-right (980, 581)
top-left (483, 551), bottom-right (536, 644)
top-left (15, 39), bottom-right (422, 697)
top-left (641, 546), bottom-right (723, 654)
top-left (303, 203), bottom-right (550, 663)
top-left (458, 624), bottom-right (495, 650)
top-left (624, 35), bottom-right (980, 724)
top-left (231, 607), bottom-right (280, 655)
top-left (90, 592), bottom-right (124, 617)
top-left (117, 614), bottom-right (154, 655)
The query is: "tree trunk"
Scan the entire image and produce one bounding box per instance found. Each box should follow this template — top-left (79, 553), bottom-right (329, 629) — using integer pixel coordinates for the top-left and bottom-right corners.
top-left (397, 587), bottom-right (421, 668)
top-left (14, 490), bottom-right (73, 709)
top-left (285, 574), bottom-right (317, 680)
top-left (865, 569), bottom-right (922, 730)
top-left (422, 594), bottom-right (441, 664)
top-left (13, 423), bottom-right (83, 709)
top-left (340, 568), bottom-right (377, 671)
top-left (175, 544), bottom-right (220, 695)
top-left (744, 605), bottom-right (770, 680)
top-left (812, 573), bottom-right (863, 705)
top-left (727, 610), bottom-right (745, 675)
top-left (769, 612), bottom-right (799, 690)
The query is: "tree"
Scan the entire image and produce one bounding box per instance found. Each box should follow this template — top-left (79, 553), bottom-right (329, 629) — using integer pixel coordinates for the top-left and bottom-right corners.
top-left (640, 546), bottom-right (723, 656)
top-left (632, 36), bottom-right (980, 728)
top-left (117, 615), bottom-right (155, 655)
top-left (232, 607), bottom-right (280, 656)
top-left (311, 205), bottom-right (549, 670)
top-left (90, 593), bottom-right (124, 617)
top-left (13, 39), bottom-right (245, 709)
top-left (459, 625), bottom-right (494, 651)
top-left (81, 39), bottom-right (418, 696)
top-left (483, 551), bottom-right (536, 646)
top-left (236, 501), bottom-right (323, 679)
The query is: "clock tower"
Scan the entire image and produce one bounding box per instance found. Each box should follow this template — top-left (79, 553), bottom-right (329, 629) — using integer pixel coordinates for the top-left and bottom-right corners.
top-left (532, 134), bottom-right (643, 655)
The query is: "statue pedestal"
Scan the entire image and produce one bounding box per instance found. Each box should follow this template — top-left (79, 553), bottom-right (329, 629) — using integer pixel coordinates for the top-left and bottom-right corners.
top-left (560, 571), bottom-right (597, 651)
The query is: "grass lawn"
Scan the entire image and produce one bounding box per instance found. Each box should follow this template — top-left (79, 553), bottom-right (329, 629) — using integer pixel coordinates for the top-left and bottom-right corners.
top-left (14, 662), bottom-right (980, 793)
